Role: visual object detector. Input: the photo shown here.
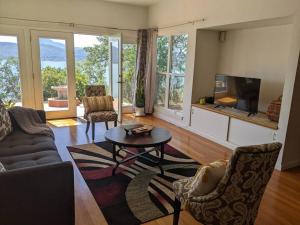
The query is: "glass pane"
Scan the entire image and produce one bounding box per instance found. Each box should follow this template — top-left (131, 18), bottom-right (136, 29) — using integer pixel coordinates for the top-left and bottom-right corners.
top-left (110, 38), bottom-right (120, 112)
top-left (122, 43), bottom-right (137, 107)
top-left (74, 34), bottom-right (110, 116)
top-left (156, 36), bottom-right (169, 73)
top-left (168, 75), bottom-right (184, 110)
top-left (0, 35), bottom-right (22, 107)
top-left (171, 34), bottom-right (188, 74)
top-left (40, 38), bottom-right (68, 111)
top-left (155, 73), bottom-right (166, 106)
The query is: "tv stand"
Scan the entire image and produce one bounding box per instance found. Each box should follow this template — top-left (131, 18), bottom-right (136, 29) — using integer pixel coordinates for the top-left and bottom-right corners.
top-left (190, 103), bottom-right (278, 149)
top-left (247, 112), bottom-right (257, 117)
top-left (214, 105), bottom-right (226, 109)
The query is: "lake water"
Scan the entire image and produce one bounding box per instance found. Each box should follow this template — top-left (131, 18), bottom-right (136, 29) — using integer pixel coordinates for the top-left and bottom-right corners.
top-left (41, 61), bottom-right (66, 69)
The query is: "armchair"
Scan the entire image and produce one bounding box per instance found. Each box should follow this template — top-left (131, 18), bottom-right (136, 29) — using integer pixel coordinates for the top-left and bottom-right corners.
top-left (173, 142), bottom-right (282, 225)
top-left (83, 85), bottom-right (117, 141)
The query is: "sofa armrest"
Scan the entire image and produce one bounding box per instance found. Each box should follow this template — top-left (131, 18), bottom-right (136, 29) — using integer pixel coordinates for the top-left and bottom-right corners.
top-left (0, 162), bottom-right (75, 225)
top-left (37, 109), bottom-right (46, 123)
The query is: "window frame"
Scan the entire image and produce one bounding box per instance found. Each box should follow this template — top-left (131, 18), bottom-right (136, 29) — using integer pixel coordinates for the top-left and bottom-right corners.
top-left (156, 34), bottom-right (188, 112)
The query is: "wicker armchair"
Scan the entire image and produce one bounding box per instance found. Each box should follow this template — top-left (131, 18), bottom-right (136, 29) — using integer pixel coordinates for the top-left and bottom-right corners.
top-left (84, 85), bottom-right (117, 141)
top-left (173, 142), bottom-right (282, 225)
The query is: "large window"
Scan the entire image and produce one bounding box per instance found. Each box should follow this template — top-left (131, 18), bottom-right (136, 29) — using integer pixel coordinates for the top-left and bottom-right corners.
top-left (155, 34), bottom-right (188, 111)
top-left (0, 35), bottom-right (22, 107)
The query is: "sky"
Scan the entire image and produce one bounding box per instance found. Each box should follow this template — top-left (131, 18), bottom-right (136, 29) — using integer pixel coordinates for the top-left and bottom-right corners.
top-left (0, 34), bottom-right (100, 48)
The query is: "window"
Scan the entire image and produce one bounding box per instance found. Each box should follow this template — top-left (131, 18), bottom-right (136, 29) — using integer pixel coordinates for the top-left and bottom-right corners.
top-left (0, 35), bottom-right (22, 107)
top-left (155, 34), bottom-right (188, 111)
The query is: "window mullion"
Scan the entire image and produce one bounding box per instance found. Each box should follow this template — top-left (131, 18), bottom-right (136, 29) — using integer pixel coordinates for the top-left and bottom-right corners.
top-left (166, 35), bottom-right (172, 109)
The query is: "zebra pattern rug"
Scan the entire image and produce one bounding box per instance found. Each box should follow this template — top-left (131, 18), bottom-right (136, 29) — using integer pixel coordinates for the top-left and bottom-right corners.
top-left (67, 141), bottom-right (200, 225)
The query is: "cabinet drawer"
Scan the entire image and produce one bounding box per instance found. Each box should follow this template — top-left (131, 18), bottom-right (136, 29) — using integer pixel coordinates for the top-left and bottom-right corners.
top-left (191, 107), bottom-right (229, 141)
top-left (228, 118), bottom-right (275, 146)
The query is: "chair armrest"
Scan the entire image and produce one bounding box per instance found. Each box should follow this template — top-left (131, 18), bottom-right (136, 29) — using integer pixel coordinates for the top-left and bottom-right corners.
top-left (188, 189), bottom-right (222, 203)
top-left (0, 162), bottom-right (75, 225)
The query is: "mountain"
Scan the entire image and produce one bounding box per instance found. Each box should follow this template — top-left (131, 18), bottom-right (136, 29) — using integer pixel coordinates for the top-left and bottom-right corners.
top-left (0, 39), bottom-right (87, 61)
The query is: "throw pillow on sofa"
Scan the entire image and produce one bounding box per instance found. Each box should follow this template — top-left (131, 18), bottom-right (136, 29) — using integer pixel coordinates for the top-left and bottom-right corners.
top-left (187, 159), bottom-right (228, 197)
top-left (0, 101), bottom-right (13, 141)
top-left (82, 96), bottom-right (114, 113)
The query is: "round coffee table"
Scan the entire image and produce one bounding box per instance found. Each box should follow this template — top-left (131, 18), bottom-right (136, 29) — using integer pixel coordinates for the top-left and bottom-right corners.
top-left (105, 127), bottom-right (172, 175)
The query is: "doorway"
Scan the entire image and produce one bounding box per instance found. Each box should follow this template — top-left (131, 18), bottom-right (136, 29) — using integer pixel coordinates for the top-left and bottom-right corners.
top-left (31, 30), bottom-right (76, 119)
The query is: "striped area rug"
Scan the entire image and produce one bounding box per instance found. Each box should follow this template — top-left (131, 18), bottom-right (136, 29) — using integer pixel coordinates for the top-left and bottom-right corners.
top-left (67, 142), bottom-right (200, 225)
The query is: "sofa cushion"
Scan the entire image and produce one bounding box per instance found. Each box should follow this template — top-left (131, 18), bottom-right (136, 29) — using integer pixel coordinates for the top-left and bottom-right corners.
top-left (0, 130), bottom-right (57, 157)
top-left (0, 151), bottom-right (62, 171)
top-left (0, 162), bottom-right (6, 172)
top-left (0, 101), bottom-right (13, 142)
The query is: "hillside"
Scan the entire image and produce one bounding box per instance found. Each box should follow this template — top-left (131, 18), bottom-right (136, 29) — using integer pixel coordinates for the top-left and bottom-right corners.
top-left (0, 39), bottom-right (87, 61)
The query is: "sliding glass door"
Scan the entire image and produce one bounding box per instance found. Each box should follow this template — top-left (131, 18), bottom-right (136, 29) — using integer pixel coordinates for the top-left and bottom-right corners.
top-left (31, 30), bottom-right (76, 119)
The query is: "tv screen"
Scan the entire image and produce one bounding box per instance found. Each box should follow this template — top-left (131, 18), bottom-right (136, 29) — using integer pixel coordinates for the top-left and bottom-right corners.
top-left (214, 75), bottom-right (261, 113)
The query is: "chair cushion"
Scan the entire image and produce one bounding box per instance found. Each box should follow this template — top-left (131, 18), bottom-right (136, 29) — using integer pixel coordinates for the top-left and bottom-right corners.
top-left (0, 101), bottom-right (13, 142)
top-left (0, 130), bottom-right (57, 157)
top-left (83, 96), bottom-right (114, 113)
top-left (0, 151), bottom-right (61, 171)
top-left (188, 159), bottom-right (228, 197)
top-left (87, 111), bottom-right (118, 122)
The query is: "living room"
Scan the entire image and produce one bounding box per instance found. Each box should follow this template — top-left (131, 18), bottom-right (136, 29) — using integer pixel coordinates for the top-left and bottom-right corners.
top-left (0, 0), bottom-right (300, 225)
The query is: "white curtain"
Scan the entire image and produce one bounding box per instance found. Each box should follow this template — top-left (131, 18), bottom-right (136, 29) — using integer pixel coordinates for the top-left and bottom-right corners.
top-left (144, 29), bottom-right (158, 114)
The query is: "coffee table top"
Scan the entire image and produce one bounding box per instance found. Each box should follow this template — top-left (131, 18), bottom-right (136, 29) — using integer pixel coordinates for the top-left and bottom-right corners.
top-left (105, 127), bottom-right (172, 147)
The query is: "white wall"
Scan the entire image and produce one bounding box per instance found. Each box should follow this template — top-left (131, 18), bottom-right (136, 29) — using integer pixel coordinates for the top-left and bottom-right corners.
top-left (149, 0), bottom-right (300, 170)
top-left (0, 0), bottom-right (148, 29)
top-left (149, 0), bottom-right (299, 28)
top-left (217, 25), bottom-right (293, 112)
top-left (192, 30), bottom-right (219, 104)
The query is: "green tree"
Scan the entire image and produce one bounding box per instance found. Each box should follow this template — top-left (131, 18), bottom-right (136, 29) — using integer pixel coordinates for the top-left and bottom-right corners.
top-left (0, 57), bottom-right (21, 104)
top-left (41, 66), bottom-right (66, 100)
top-left (122, 44), bottom-right (137, 104)
top-left (75, 62), bottom-right (88, 100)
top-left (81, 36), bottom-right (109, 86)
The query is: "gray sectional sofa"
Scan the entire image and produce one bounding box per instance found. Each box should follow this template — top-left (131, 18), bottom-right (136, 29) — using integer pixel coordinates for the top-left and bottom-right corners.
top-left (0, 109), bottom-right (75, 225)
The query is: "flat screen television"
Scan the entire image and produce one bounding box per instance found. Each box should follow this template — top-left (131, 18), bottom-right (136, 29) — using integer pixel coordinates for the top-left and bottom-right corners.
top-left (214, 75), bottom-right (261, 114)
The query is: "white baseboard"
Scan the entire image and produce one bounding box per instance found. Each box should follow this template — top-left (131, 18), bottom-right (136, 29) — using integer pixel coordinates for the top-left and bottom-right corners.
top-left (153, 112), bottom-right (186, 128)
top-left (280, 159), bottom-right (300, 170)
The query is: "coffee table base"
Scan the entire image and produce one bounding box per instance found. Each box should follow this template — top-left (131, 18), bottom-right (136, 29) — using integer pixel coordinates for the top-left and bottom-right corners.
top-left (112, 144), bottom-right (165, 176)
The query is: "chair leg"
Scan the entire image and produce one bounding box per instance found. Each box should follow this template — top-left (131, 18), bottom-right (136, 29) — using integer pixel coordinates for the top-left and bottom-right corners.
top-left (114, 120), bottom-right (117, 127)
top-left (173, 198), bottom-right (181, 225)
top-left (105, 121), bottom-right (109, 130)
top-left (86, 121), bottom-right (90, 133)
top-left (92, 122), bottom-right (95, 141)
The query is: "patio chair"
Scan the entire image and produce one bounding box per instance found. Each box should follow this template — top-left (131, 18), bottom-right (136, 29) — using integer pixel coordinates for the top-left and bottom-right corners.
top-left (83, 85), bottom-right (117, 141)
top-left (172, 142), bottom-right (282, 225)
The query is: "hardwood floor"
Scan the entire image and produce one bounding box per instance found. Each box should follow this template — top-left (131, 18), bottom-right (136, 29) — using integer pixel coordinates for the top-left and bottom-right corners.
top-left (49, 115), bottom-right (300, 225)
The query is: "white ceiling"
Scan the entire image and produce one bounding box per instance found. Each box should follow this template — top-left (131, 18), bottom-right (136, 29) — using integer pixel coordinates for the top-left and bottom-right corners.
top-left (104, 0), bottom-right (161, 6)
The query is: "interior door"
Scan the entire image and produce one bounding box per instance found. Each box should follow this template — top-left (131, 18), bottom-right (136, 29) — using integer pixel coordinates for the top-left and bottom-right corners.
top-left (109, 34), bottom-right (123, 123)
top-left (30, 30), bottom-right (76, 119)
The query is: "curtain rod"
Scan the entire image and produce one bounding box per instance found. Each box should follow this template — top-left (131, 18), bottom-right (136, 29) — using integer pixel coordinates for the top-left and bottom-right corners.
top-left (158, 18), bottom-right (207, 30)
top-left (0, 16), bottom-right (139, 32)
top-left (0, 16), bottom-right (207, 31)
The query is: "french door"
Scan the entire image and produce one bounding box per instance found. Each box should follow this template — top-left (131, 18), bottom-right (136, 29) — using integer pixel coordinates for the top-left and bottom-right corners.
top-left (30, 30), bottom-right (76, 119)
top-left (109, 34), bottom-right (123, 123)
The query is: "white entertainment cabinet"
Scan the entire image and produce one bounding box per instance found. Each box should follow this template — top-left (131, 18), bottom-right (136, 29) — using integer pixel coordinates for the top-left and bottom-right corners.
top-left (189, 104), bottom-right (278, 149)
